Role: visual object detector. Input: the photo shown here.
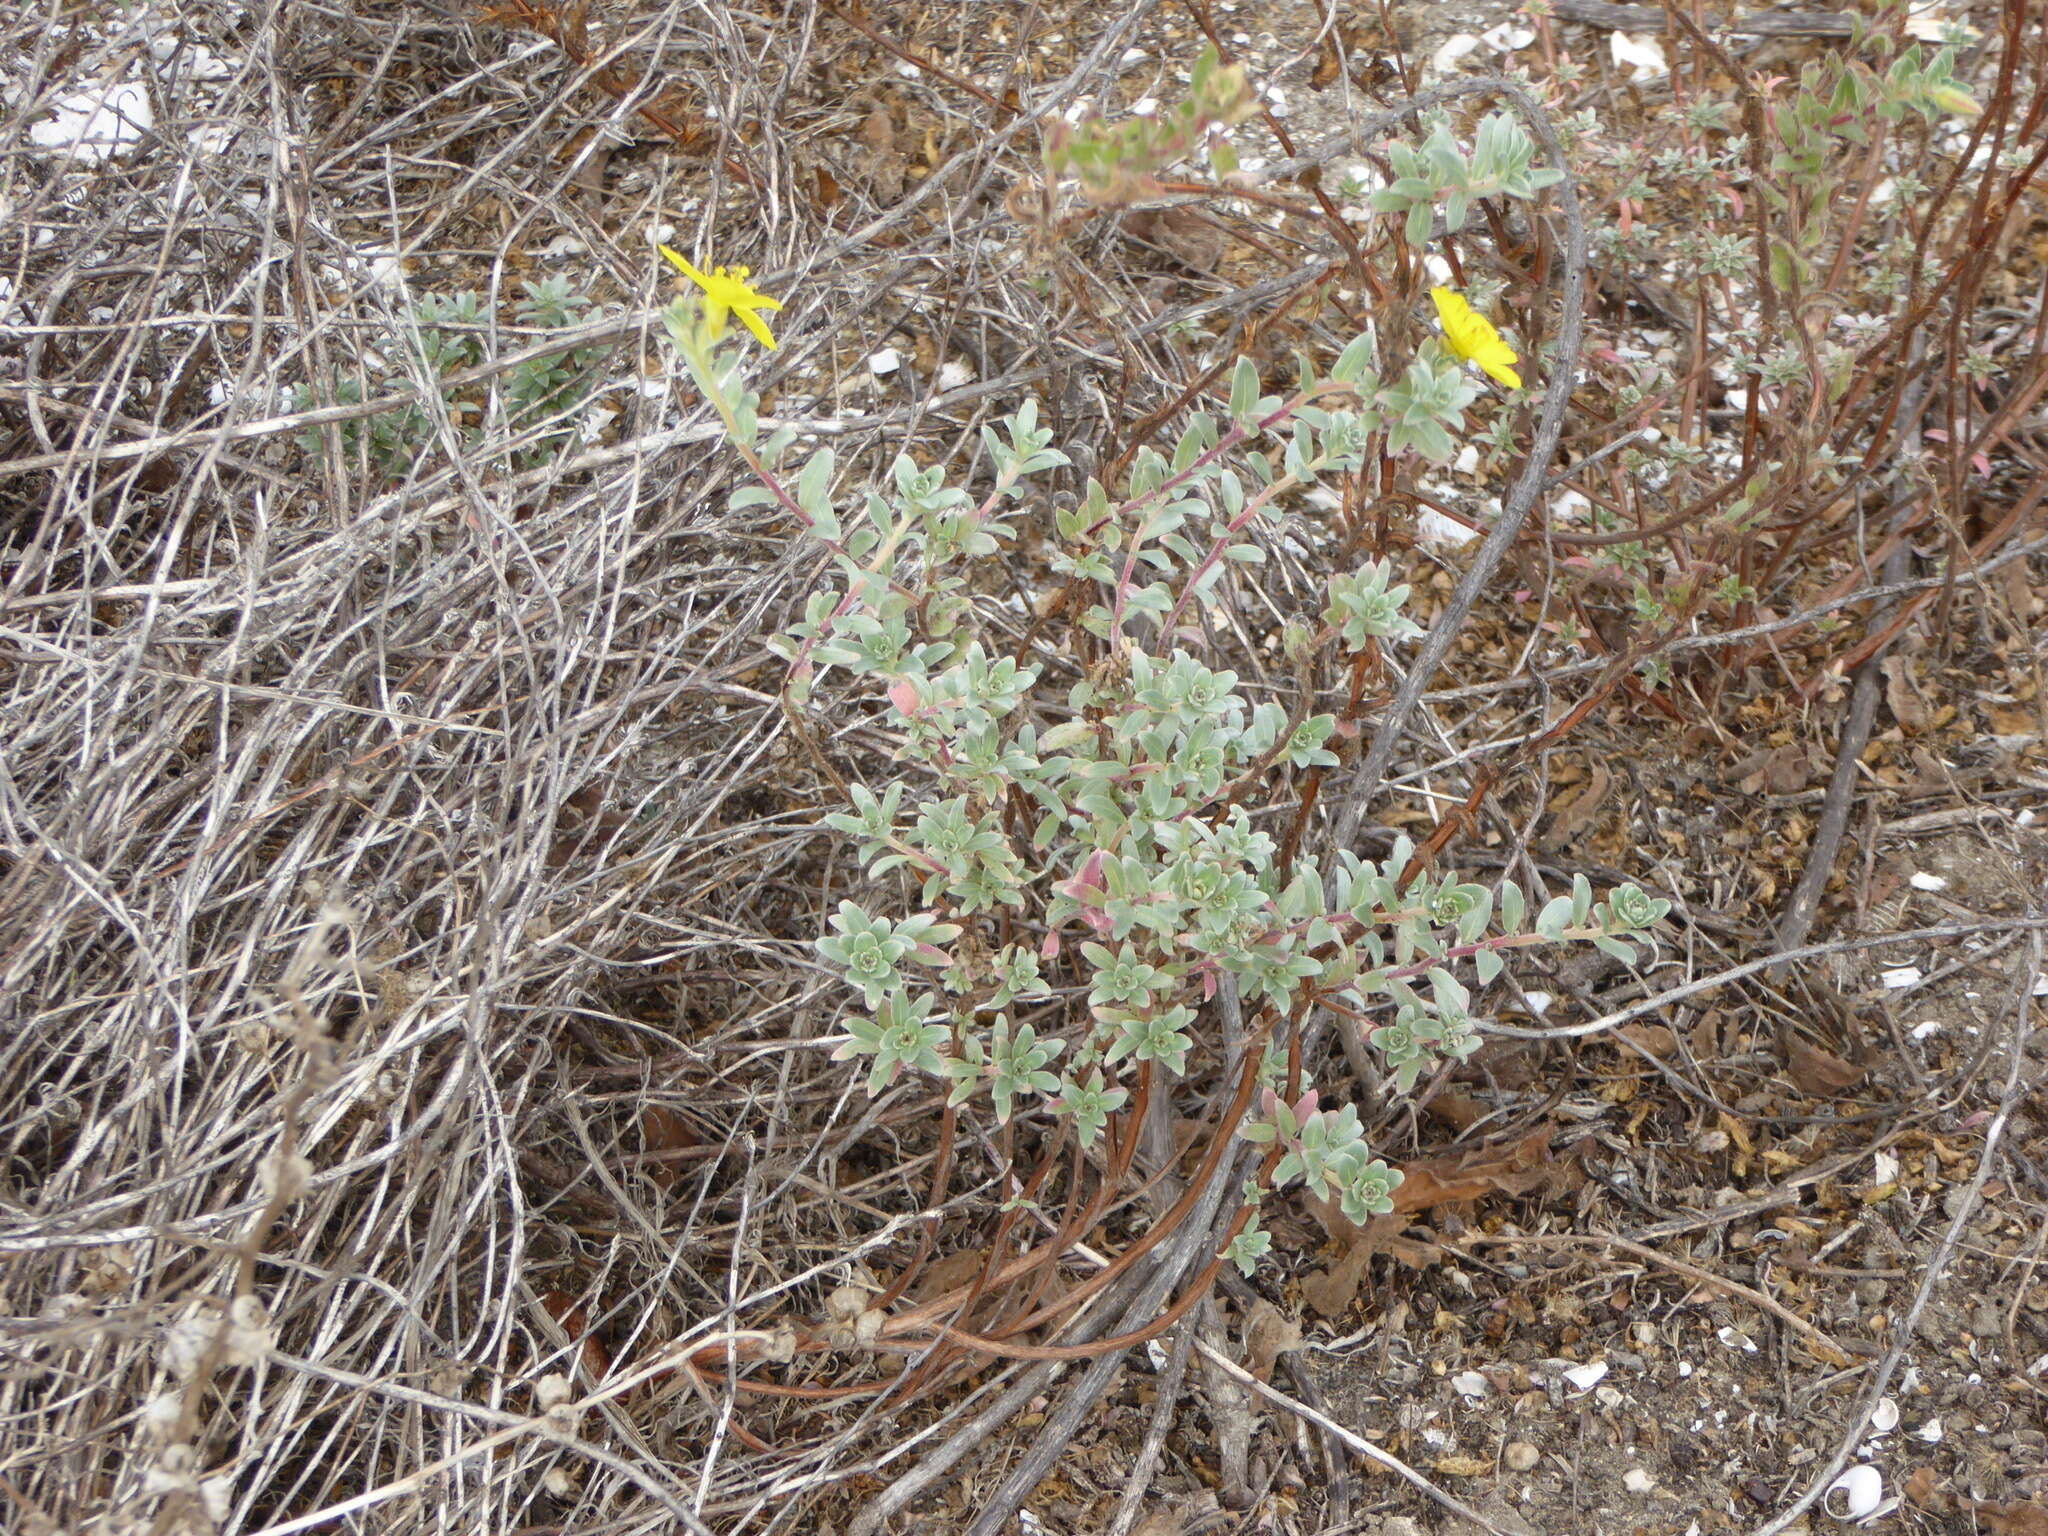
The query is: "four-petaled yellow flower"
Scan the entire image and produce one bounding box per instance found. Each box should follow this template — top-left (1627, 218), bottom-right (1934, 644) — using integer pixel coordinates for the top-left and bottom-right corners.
top-left (1431, 286), bottom-right (1522, 390)
top-left (660, 245), bottom-right (783, 351)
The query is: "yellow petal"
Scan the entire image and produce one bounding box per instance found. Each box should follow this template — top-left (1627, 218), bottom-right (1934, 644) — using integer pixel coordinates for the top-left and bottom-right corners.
top-left (735, 306), bottom-right (779, 350)
top-left (1431, 285), bottom-right (1521, 389)
top-left (663, 250), bottom-right (783, 348)
top-left (1478, 352), bottom-right (1522, 390)
top-left (659, 245), bottom-right (708, 286)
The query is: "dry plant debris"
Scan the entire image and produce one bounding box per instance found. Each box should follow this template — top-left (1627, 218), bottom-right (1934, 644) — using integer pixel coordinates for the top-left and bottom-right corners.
top-left (1, 1), bottom-right (2046, 1534)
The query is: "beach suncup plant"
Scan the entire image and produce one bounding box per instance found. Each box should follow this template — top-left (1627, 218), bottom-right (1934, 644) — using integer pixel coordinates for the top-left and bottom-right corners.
top-left (655, 57), bottom-right (1667, 1367)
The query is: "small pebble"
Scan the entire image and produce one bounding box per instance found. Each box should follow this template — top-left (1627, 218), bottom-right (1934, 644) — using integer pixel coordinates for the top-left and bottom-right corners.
top-left (1505, 1441), bottom-right (1540, 1472)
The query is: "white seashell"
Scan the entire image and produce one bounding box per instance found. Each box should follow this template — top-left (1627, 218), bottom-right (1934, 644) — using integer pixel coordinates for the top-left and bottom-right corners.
top-left (1609, 33), bottom-right (1669, 80)
top-left (29, 78), bottom-right (154, 164)
top-left (1824, 1465), bottom-right (1884, 1522)
top-left (1480, 23), bottom-right (1537, 52)
top-left (1717, 1325), bottom-right (1758, 1353)
top-left (1431, 35), bottom-right (1481, 75)
top-left (1416, 509), bottom-right (1479, 547)
top-left (1562, 1360), bottom-right (1608, 1393)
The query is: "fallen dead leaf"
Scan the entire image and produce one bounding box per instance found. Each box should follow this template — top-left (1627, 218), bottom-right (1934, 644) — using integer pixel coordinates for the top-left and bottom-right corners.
top-left (1967, 1500), bottom-right (2048, 1536)
top-left (1301, 1130), bottom-right (1562, 1316)
top-left (1787, 1038), bottom-right (1866, 1096)
top-left (640, 1106), bottom-right (698, 1189)
top-left (1300, 1213), bottom-right (1434, 1319)
top-left (1425, 1090), bottom-right (1491, 1133)
top-left (908, 1246), bottom-right (991, 1304)
top-left (1241, 1297), bottom-right (1302, 1382)
top-left (1902, 1465), bottom-right (1944, 1511)
top-left (1434, 1454), bottom-right (1493, 1477)
top-left (1386, 1128), bottom-right (1560, 1211)
top-left (538, 1291), bottom-right (612, 1379)
top-left (1547, 760), bottom-right (1611, 841)
top-left (1986, 702), bottom-right (2041, 740)
top-left (1619, 1022), bottom-right (1678, 1059)
top-left (1882, 654), bottom-right (1930, 732)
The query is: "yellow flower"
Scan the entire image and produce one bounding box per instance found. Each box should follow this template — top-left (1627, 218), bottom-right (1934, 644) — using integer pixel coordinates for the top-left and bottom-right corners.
top-left (1430, 286), bottom-right (1522, 390)
top-left (660, 245), bottom-right (783, 350)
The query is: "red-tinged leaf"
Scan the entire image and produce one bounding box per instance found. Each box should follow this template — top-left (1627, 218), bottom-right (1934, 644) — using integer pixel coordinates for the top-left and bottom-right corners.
top-left (641, 1106), bottom-right (699, 1190)
top-left (539, 1290), bottom-right (612, 1379)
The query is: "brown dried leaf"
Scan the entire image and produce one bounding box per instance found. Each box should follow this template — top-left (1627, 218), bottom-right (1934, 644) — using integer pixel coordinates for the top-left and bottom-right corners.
top-left (1434, 1454), bottom-right (1492, 1477)
top-left (538, 1291), bottom-right (612, 1379)
top-left (1301, 1132), bottom-right (1558, 1317)
top-left (1967, 1501), bottom-right (2048, 1536)
top-left (1466, 1038), bottom-right (1544, 1089)
top-left (1241, 1298), bottom-right (1302, 1382)
top-left (1691, 1008), bottom-right (1725, 1059)
top-left (1389, 1128), bottom-right (1558, 1212)
top-left (1123, 207), bottom-right (1229, 274)
top-left (1902, 1465), bottom-right (1944, 1511)
top-left (1787, 1038), bottom-right (1865, 1096)
top-left (1310, 26), bottom-right (1370, 91)
top-left (1299, 1214), bottom-right (1440, 1318)
top-left (907, 1246), bottom-right (990, 1304)
top-left (1547, 761), bottom-right (1611, 841)
top-left (1425, 1091), bottom-right (1490, 1133)
top-left (1986, 702), bottom-right (2042, 740)
top-left (639, 1106), bottom-right (698, 1189)
top-left (1619, 1023), bottom-right (1678, 1059)
top-left (1300, 1216), bottom-right (1386, 1318)
top-left (1726, 742), bottom-right (1817, 795)
top-left (1881, 654), bottom-right (1930, 732)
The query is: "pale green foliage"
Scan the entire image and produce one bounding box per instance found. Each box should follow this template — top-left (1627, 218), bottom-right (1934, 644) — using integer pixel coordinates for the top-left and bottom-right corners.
top-left (295, 279), bottom-right (608, 477)
top-left (814, 901), bottom-right (959, 1008)
top-left (1369, 112), bottom-right (1565, 244)
top-left (1042, 44), bottom-right (1258, 201)
top-left (1326, 560), bottom-right (1423, 648)
top-left (1223, 1210), bottom-right (1273, 1276)
top-left (668, 65), bottom-right (1672, 1274)
top-left (785, 362), bottom-right (1672, 1239)
top-left (1055, 1071), bottom-right (1128, 1151)
top-left (832, 991), bottom-right (949, 1094)
top-left (945, 1015), bottom-right (1064, 1123)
